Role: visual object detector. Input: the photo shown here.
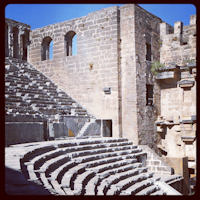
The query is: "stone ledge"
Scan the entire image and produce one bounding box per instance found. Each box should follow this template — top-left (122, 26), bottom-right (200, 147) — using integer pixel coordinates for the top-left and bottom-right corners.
top-left (178, 80), bottom-right (194, 88)
top-left (180, 119), bottom-right (195, 124)
top-left (155, 71), bottom-right (175, 80)
top-left (181, 136), bottom-right (195, 143)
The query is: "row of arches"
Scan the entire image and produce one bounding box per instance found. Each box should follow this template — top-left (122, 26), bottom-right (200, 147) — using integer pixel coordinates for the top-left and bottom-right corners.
top-left (41, 31), bottom-right (77, 61)
top-left (5, 22), bottom-right (29, 60)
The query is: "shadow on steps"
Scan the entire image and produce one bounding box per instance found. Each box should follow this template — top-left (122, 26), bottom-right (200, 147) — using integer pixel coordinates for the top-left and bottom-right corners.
top-left (5, 167), bottom-right (51, 195)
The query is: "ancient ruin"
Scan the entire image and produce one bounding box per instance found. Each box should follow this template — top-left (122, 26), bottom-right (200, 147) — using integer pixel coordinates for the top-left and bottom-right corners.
top-left (5, 4), bottom-right (196, 195)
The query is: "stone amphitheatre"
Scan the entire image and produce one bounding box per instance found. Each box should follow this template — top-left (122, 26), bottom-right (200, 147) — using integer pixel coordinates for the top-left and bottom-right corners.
top-left (5, 4), bottom-right (196, 195)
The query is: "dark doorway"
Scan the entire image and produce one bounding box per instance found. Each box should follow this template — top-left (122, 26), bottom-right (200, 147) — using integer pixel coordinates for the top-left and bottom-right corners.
top-left (103, 120), bottom-right (112, 137)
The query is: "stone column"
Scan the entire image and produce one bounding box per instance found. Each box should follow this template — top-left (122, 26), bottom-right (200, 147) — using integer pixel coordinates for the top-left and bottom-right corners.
top-left (174, 21), bottom-right (183, 43)
top-left (13, 26), bottom-right (19, 59)
top-left (26, 30), bottom-right (30, 62)
top-left (5, 23), bottom-right (9, 57)
top-left (7, 24), bottom-right (13, 57)
top-left (18, 30), bottom-right (24, 60)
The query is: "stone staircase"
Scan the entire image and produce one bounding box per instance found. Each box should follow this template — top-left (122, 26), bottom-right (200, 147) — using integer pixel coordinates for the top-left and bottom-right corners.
top-left (5, 57), bottom-right (90, 122)
top-left (6, 137), bottom-right (182, 195)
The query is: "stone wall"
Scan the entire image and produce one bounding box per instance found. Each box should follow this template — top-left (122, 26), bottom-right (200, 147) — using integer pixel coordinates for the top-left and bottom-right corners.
top-left (28, 4), bottom-right (170, 146)
top-left (5, 122), bottom-right (44, 146)
top-left (155, 15), bottom-right (196, 180)
top-left (134, 5), bottom-right (161, 149)
top-left (160, 15), bottom-right (196, 65)
top-left (29, 6), bottom-right (121, 138)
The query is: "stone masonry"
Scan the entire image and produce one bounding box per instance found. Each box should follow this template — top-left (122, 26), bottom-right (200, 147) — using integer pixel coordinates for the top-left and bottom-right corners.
top-left (155, 15), bottom-right (196, 192)
top-left (28, 5), bottom-right (164, 146)
top-left (5, 4), bottom-right (196, 195)
top-left (29, 6), bottom-right (121, 138)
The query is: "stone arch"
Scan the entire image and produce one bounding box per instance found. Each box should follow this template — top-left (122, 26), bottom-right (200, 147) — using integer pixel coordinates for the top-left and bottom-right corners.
top-left (41, 36), bottom-right (53, 61)
top-left (64, 31), bottom-right (77, 56)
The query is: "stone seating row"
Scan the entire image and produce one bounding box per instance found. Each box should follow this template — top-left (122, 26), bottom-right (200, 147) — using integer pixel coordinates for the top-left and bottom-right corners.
top-left (19, 138), bottom-right (171, 195)
top-left (21, 138), bottom-right (129, 165)
top-left (5, 60), bottom-right (90, 119)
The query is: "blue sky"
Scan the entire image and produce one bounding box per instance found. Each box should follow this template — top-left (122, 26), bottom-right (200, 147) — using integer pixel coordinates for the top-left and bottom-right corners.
top-left (5, 4), bottom-right (196, 58)
top-left (5, 4), bottom-right (196, 29)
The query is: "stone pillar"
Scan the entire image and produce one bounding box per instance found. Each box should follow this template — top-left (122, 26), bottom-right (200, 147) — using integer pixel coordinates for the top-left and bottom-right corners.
top-left (13, 26), bottom-right (19, 59)
top-left (18, 30), bottom-right (24, 60)
top-left (26, 30), bottom-right (30, 62)
top-left (160, 22), bottom-right (171, 39)
top-left (160, 23), bottom-right (168, 36)
top-left (190, 15), bottom-right (196, 25)
top-left (5, 23), bottom-right (9, 57)
top-left (174, 21), bottom-right (183, 43)
top-left (7, 24), bottom-right (13, 57)
top-left (174, 21), bottom-right (183, 35)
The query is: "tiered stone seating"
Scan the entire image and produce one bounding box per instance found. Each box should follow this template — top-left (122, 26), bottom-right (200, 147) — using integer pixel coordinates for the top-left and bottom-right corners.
top-left (17, 137), bottom-right (181, 195)
top-left (5, 57), bottom-right (90, 121)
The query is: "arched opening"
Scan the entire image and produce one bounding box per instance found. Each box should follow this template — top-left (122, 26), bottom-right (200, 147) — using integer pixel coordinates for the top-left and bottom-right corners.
top-left (13, 27), bottom-right (19, 58)
top-left (65, 31), bottom-right (77, 56)
top-left (41, 36), bottom-right (53, 61)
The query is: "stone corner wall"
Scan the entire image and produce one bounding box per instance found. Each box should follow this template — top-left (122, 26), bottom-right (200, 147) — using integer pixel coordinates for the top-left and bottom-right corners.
top-left (134, 5), bottom-right (162, 148)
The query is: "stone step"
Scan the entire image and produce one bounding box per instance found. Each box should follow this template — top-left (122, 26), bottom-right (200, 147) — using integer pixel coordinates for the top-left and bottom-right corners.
top-left (33, 145), bottom-right (139, 176)
top-left (6, 76), bottom-right (32, 84)
top-left (21, 138), bottom-right (133, 180)
top-left (99, 166), bottom-right (148, 195)
top-left (25, 141), bottom-right (134, 171)
top-left (56, 151), bottom-right (140, 187)
top-left (49, 179), bottom-right (66, 195)
top-left (5, 103), bottom-right (28, 108)
top-left (22, 138), bottom-right (129, 161)
top-left (61, 157), bottom-right (137, 190)
top-left (5, 96), bottom-right (23, 102)
top-left (96, 162), bottom-right (143, 195)
top-left (28, 99), bottom-right (57, 105)
top-left (150, 189), bottom-right (166, 195)
top-left (53, 96), bottom-right (75, 102)
top-left (88, 163), bottom-right (141, 195)
top-left (14, 88), bottom-right (47, 95)
top-left (57, 101), bottom-right (73, 106)
top-left (105, 171), bottom-right (153, 195)
top-left (135, 184), bottom-right (159, 195)
top-left (5, 106), bottom-right (37, 114)
top-left (80, 156), bottom-right (138, 181)
top-left (5, 113), bottom-right (43, 122)
top-left (121, 176), bottom-right (161, 195)
top-left (5, 106), bottom-right (38, 114)
top-left (81, 159), bottom-right (139, 195)
top-left (39, 171), bottom-right (56, 192)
